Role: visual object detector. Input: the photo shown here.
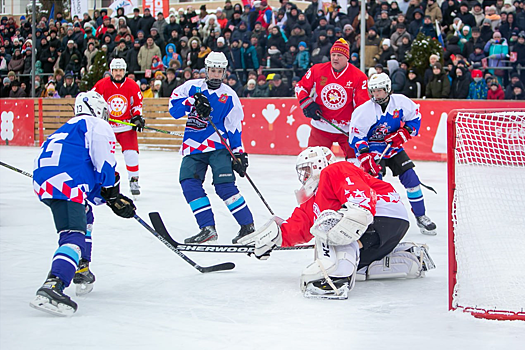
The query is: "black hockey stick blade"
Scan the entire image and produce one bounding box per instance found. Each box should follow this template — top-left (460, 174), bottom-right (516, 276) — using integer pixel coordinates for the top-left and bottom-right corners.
top-left (149, 212), bottom-right (314, 253)
top-left (134, 214), bottom-right (235, 273)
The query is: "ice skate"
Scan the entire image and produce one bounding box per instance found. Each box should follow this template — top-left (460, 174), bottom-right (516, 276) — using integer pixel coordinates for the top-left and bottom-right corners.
top-left (303, 276), bottom-right (353, 300)
top-left (130, 177), bottom-right (140, 196)
top-left (73, 259), bottom-right (96, 296)
top-left (232, 223), bottom-right (255, 244)
top-left (416, 215), bottom-right (437, 235)
top-left (184, 226), bottom-right (218, 244)
top-left (29, 275), bottom-right (77, 317)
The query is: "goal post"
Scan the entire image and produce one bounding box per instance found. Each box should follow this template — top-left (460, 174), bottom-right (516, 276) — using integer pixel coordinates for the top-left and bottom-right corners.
top-left (448, 109), bottom-right (525, 321)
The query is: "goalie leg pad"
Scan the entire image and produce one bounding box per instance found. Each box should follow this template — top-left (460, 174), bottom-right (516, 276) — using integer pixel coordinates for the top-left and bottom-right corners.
top-left (367, 250), bottom-right (424, 280)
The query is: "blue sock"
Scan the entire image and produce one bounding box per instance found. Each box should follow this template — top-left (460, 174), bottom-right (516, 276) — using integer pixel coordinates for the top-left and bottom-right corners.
top-left (51, 230), bottom-right (85, 286)
top-left (215, 183), bottom-right (253, 226)
top-left (181, 179), bottom-right (215, 228)
top-left (399, 169), bottom-right (426, 217)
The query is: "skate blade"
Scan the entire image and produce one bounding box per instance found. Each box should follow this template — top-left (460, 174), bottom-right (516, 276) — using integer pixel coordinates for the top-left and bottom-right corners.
top-left (419, 227), bottom-right (437, 236)
top-left (304, 285), bottom-right (349, 300)
top-left (76, 282), bottom-right (94, 296)
top-left (29, 295), bottom-right (76, 317)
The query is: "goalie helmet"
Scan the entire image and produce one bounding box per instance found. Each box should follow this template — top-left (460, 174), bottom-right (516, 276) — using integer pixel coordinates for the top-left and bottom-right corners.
top-left (110, 58), bottom-right (127, 72)
top-left (368, 73), bottom-right (391, 105)
top-left (75, 91), bottom-right (109, 121)
top-left (204, 51), bottom-right (228, 90)
top-left (296, 146), bottom-right (336, 185)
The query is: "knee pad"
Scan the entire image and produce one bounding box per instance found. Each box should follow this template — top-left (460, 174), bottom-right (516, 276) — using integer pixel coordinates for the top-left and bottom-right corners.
top-left (214, 182), bottom-right (239, 201)
top-left (181, 179), bottom-right (207, 203)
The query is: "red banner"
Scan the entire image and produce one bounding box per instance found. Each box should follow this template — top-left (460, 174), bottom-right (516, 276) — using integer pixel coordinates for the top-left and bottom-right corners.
top-left (0, 99), bottom-right (34, 146)
top-left (241, 99), bottom-right (524, 161)
top-left (142, 0), bottom-right (169, 16)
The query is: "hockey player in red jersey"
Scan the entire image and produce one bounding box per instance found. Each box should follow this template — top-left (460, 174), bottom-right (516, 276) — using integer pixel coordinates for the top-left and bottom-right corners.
top-left (238, 147), bottom-right (434, 299)
top-left (92, 58), bottom-right (145, 196)
top-left (295, 39), bottom-right (369, 159)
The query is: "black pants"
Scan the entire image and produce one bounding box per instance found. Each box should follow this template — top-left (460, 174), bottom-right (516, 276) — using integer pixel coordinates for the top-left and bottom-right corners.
top-left (358, 216), bottom-right (409, 270)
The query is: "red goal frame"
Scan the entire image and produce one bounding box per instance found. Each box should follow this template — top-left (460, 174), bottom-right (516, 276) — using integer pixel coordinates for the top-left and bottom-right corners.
top-left (447, 108), bottom-right (525, 321)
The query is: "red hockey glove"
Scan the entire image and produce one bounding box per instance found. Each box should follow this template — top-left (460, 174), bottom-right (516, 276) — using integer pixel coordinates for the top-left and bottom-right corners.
top-left (384, 126), bottom-right (412, 148)
top-left (358, 152), bottom-right (382, 177)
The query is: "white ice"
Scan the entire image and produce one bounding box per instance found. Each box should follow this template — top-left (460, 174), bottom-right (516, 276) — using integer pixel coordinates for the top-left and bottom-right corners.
top-left (1, 146), bottom-right (524, 349)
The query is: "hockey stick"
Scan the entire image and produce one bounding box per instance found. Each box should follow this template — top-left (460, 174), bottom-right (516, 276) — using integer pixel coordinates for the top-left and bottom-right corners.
top-left (0, 161), bottom-right (33, 178)
top-left (204, 117), bottom-right (275, 215)
top-left (149, 212), bottom-right (314, 254)
top-left (134, 214), bottom-right (235, 273)
top-left (108, 118), bottom-right (185, 137)
top-left (317, 113), bottom-right (349, 137)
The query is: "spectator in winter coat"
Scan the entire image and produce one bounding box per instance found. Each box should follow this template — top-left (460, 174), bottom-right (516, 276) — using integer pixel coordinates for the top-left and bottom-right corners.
top-left (241, 39), bottom-right (260, 71)
top-left (450, 66), bottom-right (470, 99)
top-left (424, 54), bottom-right (440, 86)
top-left (480, 19), bottom-right (494, 44)
top-left (294, 42), bottom-right (310, 74)
top-left (40, 45), bottom-right (58, 74)
top-left (425, 0), bottom-right (442, 23)
top-left (408, 9), bottom-right (424, 37)
top-left (269, 74), bottom-right (290, 97)
top-left (402, 69), bottom-right (423, 98)
top-left (378, 39), bottom-right (397, 66)
top-left (397, 36), bottom-right (412, 62)
top-left (484, 31), bottom-right (509, 84)
top-left (228, 74), bottom-right (244, 96)
top-left (110, 39), bottom-right (129, 61)
top-left (311, 31), bottom-right (333, 65)
top-left (241, 79), bottom-right (257, 97)
top-left (458, 3), bottom-right (476, 28)
top-left (83, 42), bottom-right (99, 71)
top-left (389, 60), bottom-right (407, 93)
top-left (159, 68), bottom-right (178, 97)
top-left (468, 69), bottom-right (488, 99)
top-left (463, 27), bottom-right (485, 58)
top-left (8, 80), bottom-right (26, 97)
top-left (253, 74), bottom-right (270, 97)
top-left (390, 23), bottom-right (411, 52)
top-left (126, 41), bottom-right (142, 74)
top-left (287, 25), bottom-right (309, 51)
top-left (58, 73), bottom-right (79, 98)
top-left (365, 27), bottom-right (382, 68)
top-left (7, 48), bottom-right (24, 74)
top-left (138, 8), bottom-right (155, 35)
top-left (487, 80), bottom-right (505, 99)
top-left (507, 83), bottom-right (525, 100)
top-left (468, 43), bottom-right (486, 65)
top-left (420, 16), bottom-right (437, 38)
top-left (375, 11), bottom-right (392, 38)
top-left (426, 63), bottom-right (451, 98)
top-left (505, 73), bottom-right (521, 99)
top-left (163, 43), bottom-right (182, 68)
top-left (283, 45), bottom-right (297, 69)
top-left (267, 26), bottom-right (287, 54)
top-left (138, 37), bottom-right (162, 71)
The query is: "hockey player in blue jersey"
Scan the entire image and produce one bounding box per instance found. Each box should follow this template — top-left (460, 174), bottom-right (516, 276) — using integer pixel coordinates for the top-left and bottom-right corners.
top-left (30, 91), bottom-right (137, 316)
top-left (169, 51), bottom-right (255, 244)
top-left (349, 73), bottom-right (437, 235)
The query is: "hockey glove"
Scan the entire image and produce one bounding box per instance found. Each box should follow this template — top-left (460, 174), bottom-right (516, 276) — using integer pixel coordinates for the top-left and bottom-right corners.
top-left (358, 152), bottom-right (381, 177)
top-left (384, 126), bottom-right (412, 148)
top-left (299, 97), bottom-right (322, 120)
top-left (193, 92), bottom-right (211, 120)
top-left (232, 152), bottom-right (249, 177)
top-left (100, 173), bottom-right (137, 218)
top-left (131, 115), bottom-right (145, 132)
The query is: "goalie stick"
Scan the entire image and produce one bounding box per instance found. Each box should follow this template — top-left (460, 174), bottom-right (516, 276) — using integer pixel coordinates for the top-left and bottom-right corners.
top-left (149, 212), bottom-right (314, 254)
top-left (134, 215), bottom-right (235, 273)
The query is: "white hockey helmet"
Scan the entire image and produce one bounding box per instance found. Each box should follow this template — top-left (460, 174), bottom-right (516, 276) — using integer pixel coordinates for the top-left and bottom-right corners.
top-left (205, 51), bottom-right (228, 89)
top-left (368, 73), bottom-right (391, 104)
top-left (75, 91), bottom-right (109, 121)
top-left (296, 146), bottom-right (336, 185)
top-left (110, 58), bottom-right (127, 72)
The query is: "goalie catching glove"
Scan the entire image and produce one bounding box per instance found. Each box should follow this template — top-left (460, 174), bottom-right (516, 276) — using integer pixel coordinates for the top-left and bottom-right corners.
top-left (193, 92), bottom-right (211, 120)
top-left (310, 203), bottom-right (374, 246)
top-left (100, 173), bottom-right (136, 218)
top-left (237, 217), bottom-right (283, 260)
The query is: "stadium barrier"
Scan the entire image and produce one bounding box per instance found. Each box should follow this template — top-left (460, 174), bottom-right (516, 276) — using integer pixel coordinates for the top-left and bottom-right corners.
top-left (0, 97), bottom-right (523, 161)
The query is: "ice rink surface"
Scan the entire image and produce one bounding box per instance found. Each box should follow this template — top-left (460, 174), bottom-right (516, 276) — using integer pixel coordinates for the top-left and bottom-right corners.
top-left (1, 146), bottom-right (524, 350)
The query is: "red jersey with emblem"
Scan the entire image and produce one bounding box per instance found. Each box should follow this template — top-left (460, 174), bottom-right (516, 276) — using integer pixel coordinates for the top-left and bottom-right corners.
top-left (295, 62), bottom-right (369, 134)
top-left (92, 77), bottom-right (143, 133)
top-left (280, 161), bottom-right (408, 247)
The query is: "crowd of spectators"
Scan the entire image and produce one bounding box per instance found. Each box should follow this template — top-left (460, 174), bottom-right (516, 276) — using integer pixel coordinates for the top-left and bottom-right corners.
top-left (1, 0), bottom-right (524, 100)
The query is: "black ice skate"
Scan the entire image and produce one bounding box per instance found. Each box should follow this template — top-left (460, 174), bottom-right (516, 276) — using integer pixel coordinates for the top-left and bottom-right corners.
top-left (73, 259), bottom-right (96, 296)
top-left (184, 226), bottom-right (218, 244)
top-left (130, 177), bottom-right (140, 196)
top-left (304, 276), bottom-right (353, 300)
top-left (29, 275), bottom-right (78, 317)
top-left (416, 215), bottom-right (437, 235)
top-left (232, 223), bottom-right (255, 244)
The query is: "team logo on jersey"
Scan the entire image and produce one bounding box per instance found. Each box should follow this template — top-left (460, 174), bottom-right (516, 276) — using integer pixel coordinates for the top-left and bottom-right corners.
top-left (345, 81), bottom-right (353, 88)
top-left (107, 94), bottom-right (128, 117)
top-left (320, 83), bottom-right (347, 110)
top-left (370, 122), bottom-right (389, 141)
top-left (320, 76), bottom-right (328, 86)
top-left (393, 109), bottom-right (400, 118)
top-left (219, 94), bottom-right (228, 103)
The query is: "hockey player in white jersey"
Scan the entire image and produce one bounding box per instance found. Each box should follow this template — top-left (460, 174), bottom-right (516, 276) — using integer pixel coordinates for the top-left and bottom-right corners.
top-left (169, 52), bottom-right (255, 244)
top-left (30, 91), bottom-right (136, 316)
top-left (238, 147), bottom-right (435, 299)
top-left (349, 73), bottom-right (437, 235)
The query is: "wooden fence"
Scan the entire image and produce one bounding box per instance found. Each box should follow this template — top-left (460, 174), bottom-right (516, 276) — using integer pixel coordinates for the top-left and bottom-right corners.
top-left (34, 98), bottom-right (185, 151)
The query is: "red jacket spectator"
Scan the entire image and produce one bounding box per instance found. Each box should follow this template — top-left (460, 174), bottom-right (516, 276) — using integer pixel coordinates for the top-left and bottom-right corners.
top-left (487, 83), bottom-right (505, 100)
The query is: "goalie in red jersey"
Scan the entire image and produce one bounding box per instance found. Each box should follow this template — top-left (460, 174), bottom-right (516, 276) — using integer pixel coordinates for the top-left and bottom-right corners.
top-left (295, 39), bottom-right (369, 159)
top-left (92, 58), bottom-right (144, 196)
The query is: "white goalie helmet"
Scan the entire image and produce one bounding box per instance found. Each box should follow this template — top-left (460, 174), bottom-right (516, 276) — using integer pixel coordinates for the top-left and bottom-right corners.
top-left (75, 91), bottom-right (110, 121)
top-left (368, 73), bottom-right (391, 104)
top-left (110, 58), bottom-right (127, 72)
top-left (296, 146), bottom-right (336, 185)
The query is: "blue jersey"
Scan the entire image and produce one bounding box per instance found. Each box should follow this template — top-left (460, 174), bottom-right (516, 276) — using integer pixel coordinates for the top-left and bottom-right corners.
top-left (33, 116), bottom-right (117, 205)
top-left (169, 79), bottom-right (244, 156)
top-left (349, 94), bottom-right (421, 159)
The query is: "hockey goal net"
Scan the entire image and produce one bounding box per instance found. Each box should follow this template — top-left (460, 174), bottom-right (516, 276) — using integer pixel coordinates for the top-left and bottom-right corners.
top-left (448, 109), bottom-right (525, 321)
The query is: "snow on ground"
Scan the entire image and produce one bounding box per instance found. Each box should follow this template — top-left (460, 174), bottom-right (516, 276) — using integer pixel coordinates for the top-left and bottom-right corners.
top-left (1, 146), bottom-right (523, 350)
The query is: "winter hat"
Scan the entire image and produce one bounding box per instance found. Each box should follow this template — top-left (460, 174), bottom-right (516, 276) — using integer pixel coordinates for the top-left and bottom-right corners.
top-left (343, 24), bottom-right (353, 31)
top-left (3, 77), bottom-right (10, 84)
top-left (471, 69), bottom-right (483, 78)
top-left (217, 37), bottom-right (225, 44)
top-left (382, 39), bottom-right (391, 47)
top-left (257, 74), bottom-right (266, 82)
top-left (298, 41), bottom-right (307, 48)
top-left (199, 68), bottom-right (206, 74)
top-left (247, 79), bottom-right (256, 86)
top-left (330, 38), bottom-right (350, 59)
top-left (140, 78), bottom-right (148, 85)
top-left (432, 62), bottom-right (442, 70)
top-left (351, 52), bottom-right (359, 58)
